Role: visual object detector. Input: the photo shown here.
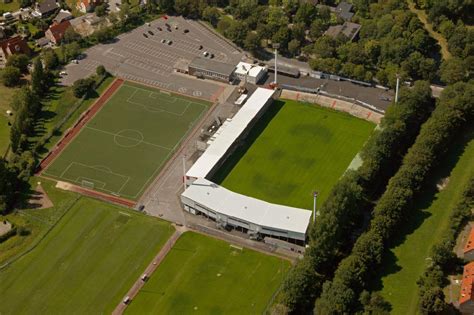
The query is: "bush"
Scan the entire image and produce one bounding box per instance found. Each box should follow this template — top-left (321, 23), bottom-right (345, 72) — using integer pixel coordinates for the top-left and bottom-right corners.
top-left (72, 78), bottom-right (95, 98)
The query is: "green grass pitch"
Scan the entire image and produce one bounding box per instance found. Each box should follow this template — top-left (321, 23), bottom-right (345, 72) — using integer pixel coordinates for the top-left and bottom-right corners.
top-left (214, 100), bottom-right (375, 209)
top-left (43, 82), bottom-right (210, 199)
top-left (126, 232), bottom-right (290, 314)
top-left (0, 197), bottom-right (174, 315)
top-left (214, 99), bottom-right (375, 209)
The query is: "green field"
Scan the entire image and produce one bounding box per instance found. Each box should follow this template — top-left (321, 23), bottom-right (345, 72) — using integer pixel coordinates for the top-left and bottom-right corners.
top-left (0, 114), bottom-right (10, 155)
top-left (214, 99), bottom-right (374, 209)
top-left (0, 197), bottom-right (174, 315)
top-left (126, 232), bottom-right (290, 314)
top-left (377, 130), bottom-right (474, 314)
top-left (43, 81), bottom-right (209, 199)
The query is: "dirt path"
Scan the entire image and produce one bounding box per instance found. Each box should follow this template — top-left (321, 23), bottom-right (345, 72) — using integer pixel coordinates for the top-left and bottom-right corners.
top-left (112, 226), bottom-right (185, 315)
top-left (407, 0), bottom-right (451, 60)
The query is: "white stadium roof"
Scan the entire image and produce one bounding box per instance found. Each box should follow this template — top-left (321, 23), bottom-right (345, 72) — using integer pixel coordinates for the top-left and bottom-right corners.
top-left (182, 178), bottom-right (312, 235)
top-left (186, 87), bottom-right (275, 179)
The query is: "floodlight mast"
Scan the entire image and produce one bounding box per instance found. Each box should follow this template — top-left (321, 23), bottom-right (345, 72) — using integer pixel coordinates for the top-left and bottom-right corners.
top-left (272, 43), bottom-right (280, 85)
top-left (395, 74), bottom-right (400, 103)
top-left (313, 191), bottom-right (319, 223)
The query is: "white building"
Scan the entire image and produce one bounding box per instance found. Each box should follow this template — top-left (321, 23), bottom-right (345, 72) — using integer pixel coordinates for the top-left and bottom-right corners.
top-left (182, 88), bottom-right (312, 243)
top-left (234, 62), bottom-right (267, 84)
top-left (181, 178), bottom-right (311, 241)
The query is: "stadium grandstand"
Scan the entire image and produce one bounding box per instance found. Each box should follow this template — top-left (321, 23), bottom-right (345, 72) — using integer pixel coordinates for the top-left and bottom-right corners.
top-left (181, 88), bottom-right (312, 244)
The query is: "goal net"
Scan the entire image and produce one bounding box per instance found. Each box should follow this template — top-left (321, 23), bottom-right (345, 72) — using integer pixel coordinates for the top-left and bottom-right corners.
top-left (81, 180), bottom-right (95, 190)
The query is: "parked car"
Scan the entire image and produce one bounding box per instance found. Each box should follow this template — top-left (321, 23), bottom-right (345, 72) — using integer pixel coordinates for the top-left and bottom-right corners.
top-left (161, 39), bottom-right (166, 43)
top-left (167, 40), bottom-right (172, 45)
top-left (157, 26), bottom-right (162, 31)
top-left (209, 53), bottom-right (214, 59)
top-left (143, 33), bottom-right (148, 38)
top-left (198, 45), bottom-right (203, 50)
top-left (71, 59), bottom-right (78, 64)
top-left (59, 71), bottom-right (67, 76)
top-left (183, 29), bottom-right (189, 33)
top-left (148, 30), bottom-right (154, 35)
top-left (203, 51), bottom-right (209, 57)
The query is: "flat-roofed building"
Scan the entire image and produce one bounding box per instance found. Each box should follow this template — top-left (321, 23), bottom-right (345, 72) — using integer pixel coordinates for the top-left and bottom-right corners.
top-left (188, 57), bottom-right (236, 83)
top-left (186, 88), bottom-right (275, 180)
top-left (181, 178), bottom-right (312, 242)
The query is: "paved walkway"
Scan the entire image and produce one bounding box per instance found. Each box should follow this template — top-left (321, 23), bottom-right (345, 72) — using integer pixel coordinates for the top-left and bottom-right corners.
top-left (112, 226), bottom-right (185, 315)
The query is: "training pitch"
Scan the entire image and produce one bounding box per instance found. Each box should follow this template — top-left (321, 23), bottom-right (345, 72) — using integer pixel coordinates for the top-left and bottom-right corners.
top-left (214, 99), bottom-right (375, 209)
top-left (0, 197), bottom-right (174, 314)
top-left (43, 81), bottom-right (209, 199)
top-left (126, 232), bottom-right (290, 314)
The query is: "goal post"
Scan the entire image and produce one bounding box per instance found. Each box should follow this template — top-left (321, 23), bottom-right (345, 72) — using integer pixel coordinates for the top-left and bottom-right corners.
top-left (81, 180), bottom-right (95, 190)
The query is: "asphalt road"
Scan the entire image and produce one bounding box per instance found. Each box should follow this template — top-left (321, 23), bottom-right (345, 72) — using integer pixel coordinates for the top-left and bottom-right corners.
top-left (61, 16), bottom-right (243, 100)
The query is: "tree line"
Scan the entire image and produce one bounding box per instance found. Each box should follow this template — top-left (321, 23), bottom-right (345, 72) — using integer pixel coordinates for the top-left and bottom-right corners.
top-left (280, 81), bottom-right (434, 314)
top-left (314, 81), bottom-right (474, 313)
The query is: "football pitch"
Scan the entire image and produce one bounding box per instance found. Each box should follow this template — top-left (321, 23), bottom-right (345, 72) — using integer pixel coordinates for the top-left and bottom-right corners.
top-left (43, 81), bottom-right (210, 199)
top-left (126, 232), bottom-right (290, 314)
top-left (0, 197), bottom-right (174, 314)
top-left (214, 99), bottom-right (375, 209)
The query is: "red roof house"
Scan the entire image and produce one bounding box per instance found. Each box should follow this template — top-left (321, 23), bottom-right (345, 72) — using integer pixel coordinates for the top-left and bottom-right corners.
top-left (464, 227), bottom-right (474, 261)
top-left (0, 36), bottom-right (30, 68)
top-left (45, 20), bottom-right (71, 45)
top-left (460, 262), bottom-right (474, 314)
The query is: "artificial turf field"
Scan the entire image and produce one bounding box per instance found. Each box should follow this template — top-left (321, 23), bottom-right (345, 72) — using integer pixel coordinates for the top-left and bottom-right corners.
top-left (126, 232), bottom-right (290, 314)
top-left (43, 81), bottom-right (209, 199)
top-left (214, 99), bottom-right (374, 209)
top-left (0, 197), bottom-right (173, 315)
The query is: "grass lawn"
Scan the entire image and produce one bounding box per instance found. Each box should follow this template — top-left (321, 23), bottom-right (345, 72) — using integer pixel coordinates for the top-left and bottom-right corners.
top-left (0, 84), bottom-right (18, 113)
top-left (0, 178), bottom-right (79, 265)
top-left (0, 114), bottom-right (10, 156)
top-left (126, 232), bottom-right (291, 314)
top-left (33, 76), bottom-right (115, 158)
top-left (376, 129), bottom-right (474, 314)
top-left (0, 0), bottom-right (20, 12)
top-left (214, 99), bottom-right (374, 209)
top-left (43, 81), bottom-right (209, 199)
top-left (0, 196), bottom-right (174, 315)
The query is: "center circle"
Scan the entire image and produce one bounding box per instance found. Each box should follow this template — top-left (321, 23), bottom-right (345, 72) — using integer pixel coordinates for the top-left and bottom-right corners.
top-left (114, 129), bottom-right (144, 148)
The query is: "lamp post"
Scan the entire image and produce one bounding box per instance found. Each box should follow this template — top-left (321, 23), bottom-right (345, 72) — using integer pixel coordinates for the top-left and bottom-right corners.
top-left (313, 191), bottom-right (319, 224)
top-left (272, 43), bottom-right (280, 85)
top-left (395, 74), bottom-right (400, 103)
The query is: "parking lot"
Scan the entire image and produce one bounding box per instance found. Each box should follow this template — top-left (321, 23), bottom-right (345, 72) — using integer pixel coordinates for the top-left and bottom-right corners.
top-left (61, 16), bottom-right (243, 100)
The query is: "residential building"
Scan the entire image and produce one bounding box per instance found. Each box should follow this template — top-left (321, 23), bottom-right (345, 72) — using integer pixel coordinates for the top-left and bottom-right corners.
top-left (34, 0), bottom-right (59, 17)
top-left (76, 0), bottom-right (102, 14)
top-left (460, 261), bottom-right (474, 314)
top-left (335, 1), bottom-right (354, 21)
top-left (45, 20), bottom-right (71, 45)
top-left (53, 9), bottom-right (73, 24)
top-left (464, 226), bottom-right (474, 261)
top-left (325, 21), bottom-right (361, 41)
top-left (0, 36), bottom-right (30, 68)
top-left (70, 13), bottom-right (104, 36)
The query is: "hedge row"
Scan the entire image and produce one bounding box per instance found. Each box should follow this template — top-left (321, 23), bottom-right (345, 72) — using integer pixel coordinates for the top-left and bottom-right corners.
top-left (281, 81), bottom-right (434, 313)
top-left (315, 81), bottom-right (474, 313)
top-left (418, 175), bottom-right (474, 313)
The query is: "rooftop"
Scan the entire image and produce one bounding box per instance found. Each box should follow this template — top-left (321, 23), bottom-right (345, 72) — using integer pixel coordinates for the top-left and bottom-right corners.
top-left (182, 178), bottom-right (312, 235)
top-left (464, 226), bottom-right (474, 253)
top-left (460, 261), bottom-right (474, 305)
top-left (48, 20), bottom-right (71, 42)
top-left (186, 87), bottom-right (275, 179)
top-left (325, 22), bottom-right (361, 41)
top-left (189, 57), bottom-right (236, 77)
top-left (36, 0), bottom-right (58, 14)
top-left (0, 36), bottom-right (30, 56)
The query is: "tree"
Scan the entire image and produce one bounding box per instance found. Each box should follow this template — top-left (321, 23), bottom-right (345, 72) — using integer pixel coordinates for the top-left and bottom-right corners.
top-left (309, 20), bottom-right (326, 41)
top-left (72, 78), bottom-right (95, 98)
top-left (294, 2), bottom-right (317, 26)
top-left (440, 57), bottom-right (466, 84)
top-left (42, 49), bottom-right (59, 70)
top-left (63, 27), bottom-right (81, 44)
top-left (31, 58), bottom-right (47, 96)
top-left (224, 21), bottom-right (249, 46)
top-left (6, 54), bottom-right (29, 74)
top-left (96, 65), bottom-right (108, 78)
top-left (243, 32), bottom-right (260, 52)
top-left (0, 158), bottom-right (16, 214)
top-left (202, 6), bottom-right (220, 27)
top-left (288, 39), bottom-right (301, 56)
top-left (1, 66), bottom-right (21, 87)
top-left (95, 3), bottom-right (108, 17)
